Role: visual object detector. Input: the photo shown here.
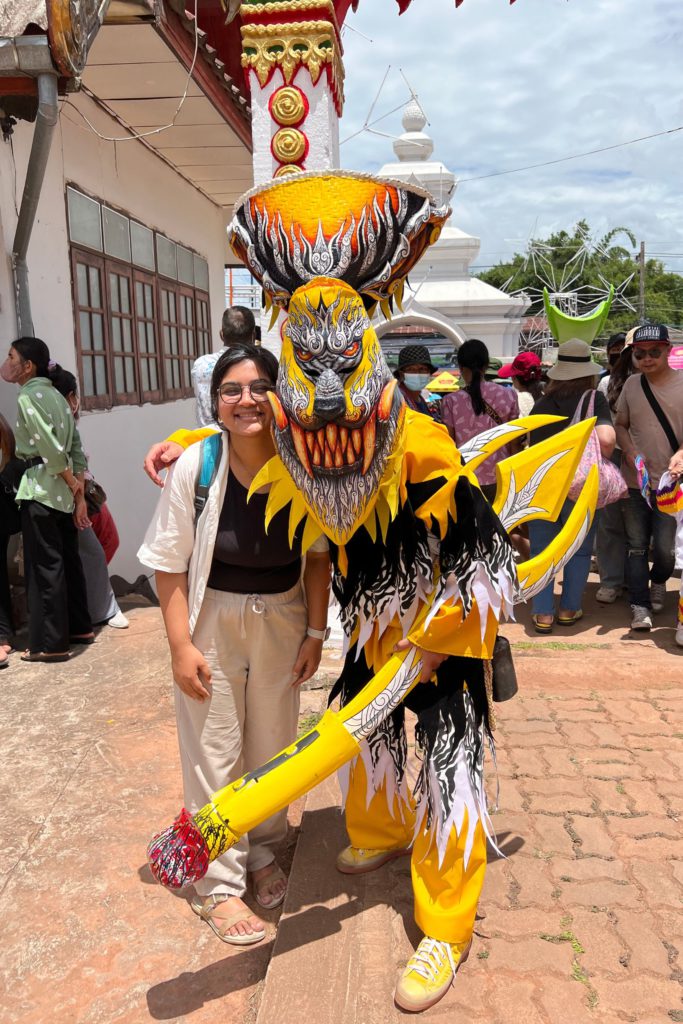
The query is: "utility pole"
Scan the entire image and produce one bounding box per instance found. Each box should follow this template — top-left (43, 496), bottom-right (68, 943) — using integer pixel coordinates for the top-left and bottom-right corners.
top-left (638, 241), bottom-right (645, 320)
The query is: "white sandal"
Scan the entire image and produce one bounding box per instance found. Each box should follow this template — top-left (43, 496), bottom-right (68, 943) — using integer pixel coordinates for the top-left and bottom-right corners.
top-left (190, 895), bottom-right (266, 946)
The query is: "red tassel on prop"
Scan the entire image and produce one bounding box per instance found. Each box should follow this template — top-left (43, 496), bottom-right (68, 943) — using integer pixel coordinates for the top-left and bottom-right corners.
top-left (147, 808), bottom-right (210, 890)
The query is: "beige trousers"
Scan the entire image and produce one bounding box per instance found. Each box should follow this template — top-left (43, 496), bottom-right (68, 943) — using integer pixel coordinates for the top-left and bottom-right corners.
top-left (175, 583), bottom-right (306, 898)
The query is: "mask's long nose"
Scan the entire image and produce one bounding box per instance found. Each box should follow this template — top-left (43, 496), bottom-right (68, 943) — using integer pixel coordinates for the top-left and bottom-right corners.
top-left (313, 368), bottom-right (346, 422)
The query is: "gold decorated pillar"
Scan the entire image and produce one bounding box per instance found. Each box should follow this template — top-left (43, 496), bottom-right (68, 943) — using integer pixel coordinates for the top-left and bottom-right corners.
top-left (240, 1), bottom-right (344, 184)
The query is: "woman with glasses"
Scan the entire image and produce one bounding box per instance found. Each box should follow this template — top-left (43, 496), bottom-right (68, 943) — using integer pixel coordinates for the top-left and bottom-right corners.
top-left (139, 344), bottom-right (330, 946)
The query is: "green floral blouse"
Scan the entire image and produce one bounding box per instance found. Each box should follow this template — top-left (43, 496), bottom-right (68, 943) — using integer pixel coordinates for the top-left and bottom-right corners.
top-left (14, 377), bottom-right (87, 513)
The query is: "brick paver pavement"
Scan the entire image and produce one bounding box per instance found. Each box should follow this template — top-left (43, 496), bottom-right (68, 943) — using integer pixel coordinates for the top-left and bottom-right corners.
top-left (1, 581), bottom-right (681, 1023)
top-left (471, 687), bottom-right (683, 1024)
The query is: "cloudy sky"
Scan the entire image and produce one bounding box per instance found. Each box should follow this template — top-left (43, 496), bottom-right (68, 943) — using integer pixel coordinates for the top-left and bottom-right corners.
top-left (339, 0), bottom-right (683, 275)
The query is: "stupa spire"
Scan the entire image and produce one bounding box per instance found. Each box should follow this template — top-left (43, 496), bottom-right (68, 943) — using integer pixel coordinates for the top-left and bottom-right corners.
top-left (393, 98), bottom-right (434, 164)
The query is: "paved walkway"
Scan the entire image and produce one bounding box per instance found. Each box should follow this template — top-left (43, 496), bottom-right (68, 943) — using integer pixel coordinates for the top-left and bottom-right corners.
top-left (1, 578), bottom-right (681, 1023)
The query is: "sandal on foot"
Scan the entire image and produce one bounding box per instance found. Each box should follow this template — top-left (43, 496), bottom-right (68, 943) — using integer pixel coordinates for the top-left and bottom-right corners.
top-left (0, 652), bottom-right (8, 669)
top-left (190, 895), bottom-right (266, 946)
top-left (253, 863), bottom-right (287, 910)
top-left (21, 651), bottom-right (70, 663)
top-left (69, 634), bottom-right (95, 645)
top-left (557, 610), bottom-right (583, 626)
top-left (531, 615), bottom-right (554, 634)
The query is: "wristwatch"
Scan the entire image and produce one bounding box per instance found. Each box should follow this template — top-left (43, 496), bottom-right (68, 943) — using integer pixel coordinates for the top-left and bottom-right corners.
top-left (307, 626), bottom-right (331, 641)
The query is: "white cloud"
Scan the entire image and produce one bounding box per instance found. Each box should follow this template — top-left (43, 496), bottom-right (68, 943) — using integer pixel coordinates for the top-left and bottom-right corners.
top-left (340, 0), bottom-right (683, 278)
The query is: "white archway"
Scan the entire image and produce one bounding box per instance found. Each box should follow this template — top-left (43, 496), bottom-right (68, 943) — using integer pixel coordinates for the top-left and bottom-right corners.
top-left (374, 310), bottom-right (467, 348)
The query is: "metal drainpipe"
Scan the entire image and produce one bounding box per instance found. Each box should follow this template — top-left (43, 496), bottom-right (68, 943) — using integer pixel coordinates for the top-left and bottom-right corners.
top-left (11, 70), bottom-right (59, 337)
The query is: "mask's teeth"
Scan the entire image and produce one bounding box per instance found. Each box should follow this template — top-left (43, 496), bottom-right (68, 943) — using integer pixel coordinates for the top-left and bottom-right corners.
top-left (317, 427), bottom-right (325, 450)
top-left (312, 441), bottom-right (322, 467)
top-left (305, 431), bottom-right (316, 454)
top-left (339, 426), bottom-right (349, 450)
top-left (268, 392), bottom-right (288, 431)
top-left (325, 423), bottom-right (338, 451)
top-left (345, 441), bottom-right (356, 465)
top-left (361, 410), bottom-right (376, 476)
top-left (290, 420), bottom-right (313, 477)
top-left (334, 446), bottom-right (344, 468)
top-left (351, 428), bottom-right (362, 456)
top-left (323, 445), bottom-right (334, 469)
top-left (377, 378), bottom-right (397, 422)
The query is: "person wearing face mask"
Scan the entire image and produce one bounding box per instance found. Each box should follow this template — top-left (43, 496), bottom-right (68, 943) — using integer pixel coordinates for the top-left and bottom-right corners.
top-left (395, 344), bottom-right (440, 418)
top-left (0, 337), bottom-right (93, 662)
top-left (598, 333), bottom-right (627, 396)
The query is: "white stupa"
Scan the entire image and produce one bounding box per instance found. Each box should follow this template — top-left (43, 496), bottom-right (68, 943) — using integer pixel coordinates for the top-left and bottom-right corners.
top-left (376, 100), bottom-right (527, 357)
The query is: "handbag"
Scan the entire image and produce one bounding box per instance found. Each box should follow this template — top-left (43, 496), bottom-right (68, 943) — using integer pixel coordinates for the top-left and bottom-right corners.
top-left (84, 478), bottom-right (107, 517)
top-left (491, 635), bottom-right (518, 702)
top-left (567, 391), bottom-right (628, 508)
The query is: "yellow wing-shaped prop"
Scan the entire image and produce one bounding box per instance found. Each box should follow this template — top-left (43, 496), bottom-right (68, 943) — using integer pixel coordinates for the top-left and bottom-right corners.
top-left (492, 418), bottom-right (596, 530)
top-left (458, 414), bottom-right (564, 475)
top-left (515, 465), bottom-right (599, 599)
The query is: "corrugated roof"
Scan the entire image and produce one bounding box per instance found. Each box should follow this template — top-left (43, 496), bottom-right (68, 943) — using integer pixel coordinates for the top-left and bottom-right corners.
top-left (165, 0), bottom-right (250, 126)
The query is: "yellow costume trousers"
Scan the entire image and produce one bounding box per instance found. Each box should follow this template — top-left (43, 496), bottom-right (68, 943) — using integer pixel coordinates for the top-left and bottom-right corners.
top-left (344, 753), bottom-right (487, 945)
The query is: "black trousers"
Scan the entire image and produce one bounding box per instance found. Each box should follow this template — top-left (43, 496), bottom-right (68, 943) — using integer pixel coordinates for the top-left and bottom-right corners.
top-left (0, 532), bottom-right (13, 644)
top-left (21, 500), bottom-right (92, 653)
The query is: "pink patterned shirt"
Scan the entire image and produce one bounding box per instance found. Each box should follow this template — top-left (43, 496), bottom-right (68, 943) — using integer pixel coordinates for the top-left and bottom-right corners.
top-left (441, 382), bottom-right (519, 486)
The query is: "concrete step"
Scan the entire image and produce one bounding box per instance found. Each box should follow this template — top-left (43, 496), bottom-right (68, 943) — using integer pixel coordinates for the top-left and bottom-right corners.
top-left (255, 774), bottom-right (446, 1024)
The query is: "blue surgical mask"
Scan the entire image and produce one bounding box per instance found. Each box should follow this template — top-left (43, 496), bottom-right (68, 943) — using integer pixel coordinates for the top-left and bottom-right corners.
top-left (403, 372), bottom-right (431, 392)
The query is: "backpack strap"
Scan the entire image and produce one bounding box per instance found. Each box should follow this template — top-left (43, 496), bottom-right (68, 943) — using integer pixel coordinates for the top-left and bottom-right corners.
top-left (194, 432), bottom-right (223, 527)
top-left (640, 377), bottom-right (680, 454)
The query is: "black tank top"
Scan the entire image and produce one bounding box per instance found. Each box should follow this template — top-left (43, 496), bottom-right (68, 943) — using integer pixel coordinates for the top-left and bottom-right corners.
top-left (207, 469), bottom-right (302, 594)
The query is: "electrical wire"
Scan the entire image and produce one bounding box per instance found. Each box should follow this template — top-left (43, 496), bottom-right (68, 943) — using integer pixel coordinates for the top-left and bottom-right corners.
top-left (61, 0), bottom-right (200, 145)
top-left (457, 125), bottom-right (683, 183)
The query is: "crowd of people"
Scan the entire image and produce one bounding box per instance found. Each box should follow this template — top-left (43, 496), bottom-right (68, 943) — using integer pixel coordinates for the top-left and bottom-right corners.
top-left (411, 328), bottom-right (683, 643)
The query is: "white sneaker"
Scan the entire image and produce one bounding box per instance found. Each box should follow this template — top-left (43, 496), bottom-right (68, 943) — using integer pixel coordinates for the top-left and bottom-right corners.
top-left (596, 586), bottom-right (621, 604)
top-left (650, 583), bottom-right (667, 614)
top-left (675, 625), bottom-right (683, 648)
top-left (630, 605), bottom-right (652, 631)
top-left (107, 610), bottom-right (129, 629)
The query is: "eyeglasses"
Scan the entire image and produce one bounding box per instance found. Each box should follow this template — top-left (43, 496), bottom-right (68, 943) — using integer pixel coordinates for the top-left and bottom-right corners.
top-left (632, 348), bottom-right (667, 361)
top-left (218, 381), bottom-right (273, 403)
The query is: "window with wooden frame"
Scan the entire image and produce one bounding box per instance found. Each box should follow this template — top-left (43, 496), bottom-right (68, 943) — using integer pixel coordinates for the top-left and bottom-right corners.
top-left (67, 186), bottom-right (212, 411)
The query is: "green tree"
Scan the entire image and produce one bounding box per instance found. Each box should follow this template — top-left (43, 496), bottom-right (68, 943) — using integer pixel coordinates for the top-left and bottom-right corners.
top-left (477, 221), bottom-right (683, 337)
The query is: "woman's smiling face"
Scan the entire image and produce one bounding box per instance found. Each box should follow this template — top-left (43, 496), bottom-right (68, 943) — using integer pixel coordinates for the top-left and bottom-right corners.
top-left (216, 359), bottom-right (274, 437)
